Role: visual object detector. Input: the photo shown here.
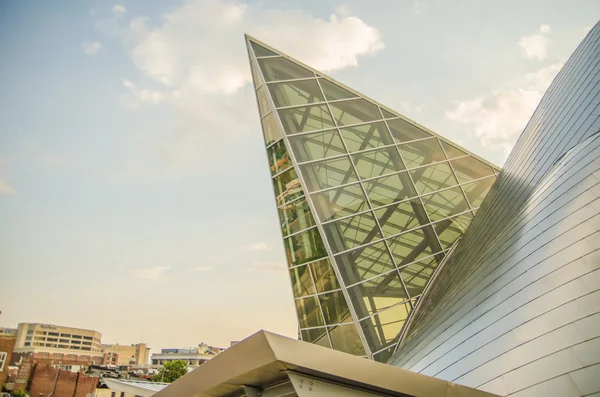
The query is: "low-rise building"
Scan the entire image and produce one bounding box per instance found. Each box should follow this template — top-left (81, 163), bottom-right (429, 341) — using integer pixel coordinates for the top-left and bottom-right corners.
top-left (0, 327), bottom-right (17, 387)
top-left (150, 344), bottom-right (224, 368)
top-left (102, 343), bottom-right (150, 366)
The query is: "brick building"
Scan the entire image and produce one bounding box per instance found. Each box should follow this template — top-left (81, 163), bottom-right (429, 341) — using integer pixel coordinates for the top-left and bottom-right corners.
top-left (0, 327), bottom-right (17, 387)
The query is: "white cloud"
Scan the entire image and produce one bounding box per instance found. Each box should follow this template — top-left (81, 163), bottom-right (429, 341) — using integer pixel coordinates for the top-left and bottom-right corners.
top-left (518, 25), bottom-right (551, 60)
top-left (446, 63), bottom-right (563, 162)
top-left (112, 4), bottom-right (126, 16)
top-left (82, 41), bottom-right (102, 55)
top-left (193, 266), bottom-right (214, 272)
top-left (131, 265), bottom-right (170, 281)
top-left (412, 0), bottom-right (425, 15)
top-left (0, 180), bottom-right (16, 195)
top-left (98, 0), bottom-right (384, 180)
top-left (242, 242), bottom-right (272, 251)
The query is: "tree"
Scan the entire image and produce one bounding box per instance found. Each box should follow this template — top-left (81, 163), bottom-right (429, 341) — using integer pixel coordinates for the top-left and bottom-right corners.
top-left (152, 360), bottom-right (188, 383)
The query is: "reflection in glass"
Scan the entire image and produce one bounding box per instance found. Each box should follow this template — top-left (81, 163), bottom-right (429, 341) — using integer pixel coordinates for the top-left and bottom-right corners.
top-left (334, 242), bottom-right (395, 286)
top-left (278, 104), bottom-right (335, 135)
top-left (462, 175), bottom-right (496, 208)
top-left (250, 61), bottom-right (264, 89)
top-left (380, 107), bottom-right (396, 119)
top-left (319, 290), bottom-right (353, 325)
top-left (410, 162), bottom-right (458, 195)
top-left (375, 198), bottom-right (421, 237)
top-left (329, 99), bottom-right (382, 126)
top-left (386, 118), bottom-right (431, 143)
top-left (440, 140), bottom-right (467, 159)
top-left (400, 256), bottom-right (438, 296)
top-left (267, 140), bottom-right (292, 176)
top-left (348, 273), bottom-right (408, 318)
top-left (310, 259), bottom-right (341, 293)
top-left (360, 301), bottom-right (411, 353)
top-left (285, 228), bottom-right (327, 267)
top-left (362, 172), bottom-right (418, 208)
top-left (373, 347), bottom-right (395, 363)
top-left (289, 265), bottom-right (315, 297)
top-left (250, 41), bottom-right (277, 57)
top-left (258, 57), bottom-right (313, 82)
top-left (300, 156), bottom-right (358, 192)
top-left (388, 225), bottom-right (443, 266)
top-left (268, 79), bottom-right (324, 108)
top-left (296, 296), bottom-right (324, 328)
top-left (273, 167), bottom-right (303, 206)
top-left (451, 156), bottom-right (495, 183)
top-left (261, 112), bottom-right (282, 146)
top-left (420, 187), bottom-right (469, 222)
top-left (398, 137), bottom-right (446, 169)
top-left (339, 121), bottom-right (394, 153)
top-left (319, 79), bottom-right (357, 101)
top-left (301, 327), bottom-right (331, 348)
top-left (288, 129), bottom-right (346, 163)
top-left (256, 85), bottom-right (271, 117)
top-left (323, 211), bottom-right (382, 253)
top-left (435, 212), bottom-right (474, 250)
top-left (328, 324), bottom-right (366, 355)
top-left (311, 183), bottom-right (368, 222)
top-left (278, 197), bottom-right (316, 236)
top-left (352, 147), bottom-right (405, 180)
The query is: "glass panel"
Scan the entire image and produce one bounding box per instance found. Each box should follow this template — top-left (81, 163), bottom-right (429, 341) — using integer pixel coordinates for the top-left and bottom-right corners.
top-left (388, 225), bottom-right (443, 266)
top-left (278, 104), bottom-right (335, 134)
top-left (288, 129), bottom-right (346, 163)
top-left (400, 256), bottom-right (438, 297)
top-left (329, 99), bottom-right (382, 126)
top-left (362, 171), bottom-right (418, 208)
top-left (319, 290), bottom-right (353, 325)
top-left (398, 137), bottom-right (446, 169)
top-left (323, 211), bottom-right (382, 254)
top-left (352, 147), bottom-right (405, 180)
top-left (284, 228), bottom-right (327, 266)
top-left (300, 156), bottom-right (358, 192)
top-left (334, 242), bottom-right (395, 285)
top-left (311, 183), bottom-right (368, 222)
top-left (339, 121), bottom-right (394, 153)
top-left (261, 112), bottom-right (282, 146)
top-left (250, 61), bottom-right (264, 89)
top-left (375, 198), bottom-right (421, 237)
top-left (451, 156), bottom-right (496, 183)
top-left (435, 212), bottom-right (474, 250)
top-left (310, 259), bottom-right (341, 293)
top-left (258, 57), bottom-right (313, 82)
top-left (273, 167), bottom-right (303, 206)
top-left (348, 274), bottom-right (409, 318)
top-left (289, 265), bottom-right (315, 297)
top-left (463, 175), bottom-right (496, 208)
top-left (301, 328), bottom-right (330, 348)
top-left (360, 301), bottom-right (411, 352)
top-left (278, 197), bottom-right (316, 236)
top-left (386, 118), bottom-right (431, 143)
top-left (319, 79), bottom-right (357, 101)
top-left (296, 296), bottom-right (324, 328)
top-left (267, 140), bottom-right (292, 176)
top-left (373, 347), bottom-right (395, 363)
top-left (256, 85), bottom-right (271, 117)
top-left (328, 324), bottom-right (366, 355)
top-left (380, 108), bottom-right (396, 119)
top-left (250, 41), bottom-right (277, 57)
top-left (268, 79), bottom-right (324, 108)
top-left (440, 140), bottom-right (467, 159)
top-left (420, 187), bottom-right (469, 222)
top-left (410, 162), bottom-right (458, 195)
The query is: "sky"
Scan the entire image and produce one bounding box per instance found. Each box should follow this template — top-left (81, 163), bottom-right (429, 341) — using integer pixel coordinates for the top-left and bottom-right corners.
top-left (0, 0), bottom-right (598, 353)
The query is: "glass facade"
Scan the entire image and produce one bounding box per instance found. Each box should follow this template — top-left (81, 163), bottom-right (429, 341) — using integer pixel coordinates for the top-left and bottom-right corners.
top-left (247, 37), bottom-right (500, 361)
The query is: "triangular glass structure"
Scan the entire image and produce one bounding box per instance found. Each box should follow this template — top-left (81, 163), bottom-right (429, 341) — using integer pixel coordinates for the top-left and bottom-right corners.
top-left (245, 35), bottom-right (500, 361)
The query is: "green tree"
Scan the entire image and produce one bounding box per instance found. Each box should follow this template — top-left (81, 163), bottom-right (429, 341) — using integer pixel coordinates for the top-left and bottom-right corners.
top-left (152, 360), bottom-right (188, 383)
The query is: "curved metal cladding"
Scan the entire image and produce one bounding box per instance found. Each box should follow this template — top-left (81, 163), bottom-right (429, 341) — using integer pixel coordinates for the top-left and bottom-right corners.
top-left (390, 23), bottom-right (600, 396)
top-left (244, 36), bottom-right (500, 361)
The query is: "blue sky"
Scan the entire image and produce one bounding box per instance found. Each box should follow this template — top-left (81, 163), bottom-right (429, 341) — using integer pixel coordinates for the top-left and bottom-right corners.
top-left (1, 0), bottom-right (598, 351)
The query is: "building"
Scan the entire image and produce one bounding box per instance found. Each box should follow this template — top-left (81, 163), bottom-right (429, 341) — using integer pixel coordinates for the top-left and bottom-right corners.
top-left (150, 344), bottom-right (224, 367)
top-left (0, 327), bottom-right (17, 387)
top-left (246, 20), bottom-right (600, 397)
top-left (12, 323), bottom-right (104, 366)
top-left (102, 343), bottom-right (150, 366)
top-left (246, 36), bottom-right (500, 361)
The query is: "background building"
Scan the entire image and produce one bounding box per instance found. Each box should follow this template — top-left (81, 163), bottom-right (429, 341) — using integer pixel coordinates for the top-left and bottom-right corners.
top-left (151, 344), bottom-right (224, 368)
top-left (102, 343), bottom-right (150, 366)
top-left (0, 327), bottom-right (17, 387)
top-left (246, 35), bottom-right (500, 361)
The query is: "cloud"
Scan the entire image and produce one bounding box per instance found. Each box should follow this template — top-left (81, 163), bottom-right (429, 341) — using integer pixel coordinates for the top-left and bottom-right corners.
top-left (412, 0), bottom-right (425, 15)
top-left (82, 41), bottom-right (102, 55)
top-left (246, 260), bottom-right (285, 273)
top-left (112, 4), bottom-right (126, 16)
top-left (97, 0), bottom-right (384, 181)
top-left (446, 63), bottom-right (563, 162)
top-left (242, 242), bottom-right (272, 251)
top-left (131, 266), bottom-right (170, 281)
top-left (0, 180), bottom-right (16, 195)
top-left (193, 266), bottom-right (214, 272)
top-left (518, 25), bottom-right (551, 60)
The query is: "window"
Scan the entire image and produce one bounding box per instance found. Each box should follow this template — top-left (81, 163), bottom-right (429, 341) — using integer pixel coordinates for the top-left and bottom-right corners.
top-left (48, 332), bottom-right (59, 336)
top-left (60, 334), bottom-right (71, 338)
top-left (24, 342), bottom-right (31, 347)
top-left (72, 335), bottom-right (82, 339)
top-left (0, 352), bottom-right (7, 370)
top-left (83, 336), bottom-right (93, 340)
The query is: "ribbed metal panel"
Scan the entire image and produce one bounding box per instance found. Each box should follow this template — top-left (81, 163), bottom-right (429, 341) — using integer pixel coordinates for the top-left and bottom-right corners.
top-left (390, 21), bottom-right (600, 397)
